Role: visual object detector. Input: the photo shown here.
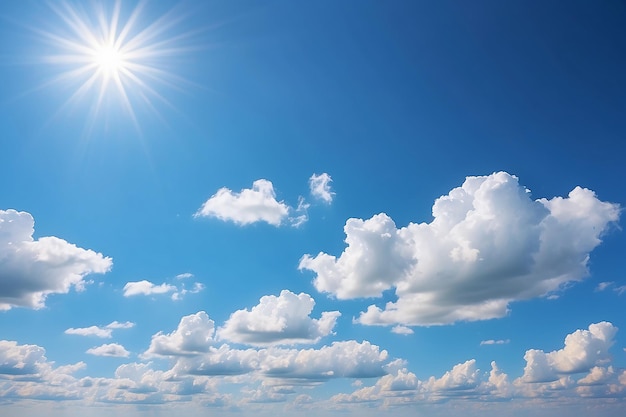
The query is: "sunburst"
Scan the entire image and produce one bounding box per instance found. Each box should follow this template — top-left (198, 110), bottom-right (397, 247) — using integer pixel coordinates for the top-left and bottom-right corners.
top-left (37, 0), bottom-right (194, 132)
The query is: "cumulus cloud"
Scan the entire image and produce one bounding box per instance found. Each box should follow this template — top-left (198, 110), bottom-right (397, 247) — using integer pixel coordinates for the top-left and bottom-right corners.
top-left (86, 343), bottom-right (130, 358)
top-left (217, 290), bottom-right (340, 346)
top-left (309, 173), bottom-right (334, 203)
top-left (0, 209), bottom-right (112, 310)
top-left (261, 340), bottom-right (389, 380)
top-left (145, 310), bottom-right (390, 381)
top-left (174, 340), bottom-right (390, 381)
top-left (145, 311), bottom-right (216, 356)
top-left (0, 340), bottom-right (47, 376)
top-left (65, 321), bottom-right (135, 338)
top-left (123, 280), bottom-right (176, 297)
top-left (521, 322), bottom-right (617, 383)
top-left (195, 179), bottom-right (290, 226)
top-left (299, 172), bottom-right (620, 326)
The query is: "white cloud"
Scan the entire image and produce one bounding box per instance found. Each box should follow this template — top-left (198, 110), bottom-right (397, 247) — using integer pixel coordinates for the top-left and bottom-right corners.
top-left (521, 322), bottom-right (617, 382)
top-left (86, 343), bottom-right (130, 358)
top-left (299, 172), bottom-right (620, 326)
top-left (480, 339), bottom-right (510, 346)
top-left (145, 311), bottom-right (216, 357)
top-left (105, 321), bottom-right (135, 329)
top-left (309, 173), bottom-right (334, 203)
top-left (175, 273), bottom-right (194, 280)
top-left (595, 281), bottom-right (614, 291)
top-left (123, 280), bottom-right (176, 297)
top-left (424, 359), bottom-right (480, 392)
top-left (217, 290), bottom-right (340, 346)
top-left (0, 340), bottom-right (47, 376)
top-left (391, 326), bottom-right (414, 335)
top-left (260, 341), bottom-right (389, 380)
top-left (147, 311), bottom-right (389, 381)
top-left (195, 179), bottom-right (290, 226)
top-left (65, 321), bottom-right (135, 338)
top-left (172, 282), bottom-right (205, 301)
top-left (65, 326), bottom-right (113, 338)
top-left (0, 209), bottom-right (112, 310)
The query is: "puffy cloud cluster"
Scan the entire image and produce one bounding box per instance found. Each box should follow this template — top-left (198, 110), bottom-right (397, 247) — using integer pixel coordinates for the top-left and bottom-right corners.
top-left (217, 290), bottom-right (340, 346)
top-left (309, 173), bottom-right (334, 203)
top-left (1, 322), bottom-right (625, 410)
top-left (65, 321), bottom-right (135, 338)
top-left (0, 340), bottom-right (47, 377)
top-left (169, 340), bottom-right (389, 381)
top-left (521, 322), bottom-right (617, 382)
top-left (0, 209), bottom-right (112, 310)
top-left (332, 322), bottom-right (625, 408)
top-left (299, 172), bottom-right (620, 326)
top-left (143, 306), bottom-right (388, 382)
top-left (195, 179), bottom-right (291, 226)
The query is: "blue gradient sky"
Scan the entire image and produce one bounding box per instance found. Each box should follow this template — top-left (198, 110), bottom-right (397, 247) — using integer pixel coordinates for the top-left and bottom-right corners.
top-left (0, 1), bottom-right (625, 416)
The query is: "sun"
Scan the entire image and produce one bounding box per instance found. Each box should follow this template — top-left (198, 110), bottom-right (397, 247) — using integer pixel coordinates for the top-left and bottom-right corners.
top-left (37, 0), bottom-right (193, 132)
top-left (94, 43), bottom-right (126, 78)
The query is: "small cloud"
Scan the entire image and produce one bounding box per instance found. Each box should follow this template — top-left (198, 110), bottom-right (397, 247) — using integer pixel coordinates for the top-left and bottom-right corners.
top-left (105, 321), bottom-right (135, 330)
top-left (480, 339), bottom-right (510, 346)
top-left (172, 282), bottom-right (205, 301)
top-left (614, 285), bottom-right (626, 295)
top-left (86, 343), bottom-right (130, 358)
top-left (595, 281), bottom-right (614, 292)
top-left (65, 326), bottom-right (112, 338)
top-left (123, 280), bottom-right (176, 297)
top-left (309, 173), bottom-right (334, 204)
top-left (290, 197), bottom-right (310, 228)
top-left (176, 273), bottom-right (194, 280)
top-left (391, 325), bottom-right (414, 335)
top-left (195, 179), bottom-right (290, 226)
top-left (65, 321), bottom-right (135, 338)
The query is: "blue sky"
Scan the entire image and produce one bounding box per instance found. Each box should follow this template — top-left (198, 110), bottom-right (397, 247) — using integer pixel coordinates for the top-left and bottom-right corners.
top-left (1, 0), bottom-right (625, 416)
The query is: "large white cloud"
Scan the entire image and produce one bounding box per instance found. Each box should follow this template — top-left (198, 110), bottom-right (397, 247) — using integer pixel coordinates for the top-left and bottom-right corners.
top-left (260, 340), bottom-right (389, 380)
top-left (0, 209), bottom-right (112, 310)
top-left (299, 172), bottom-right (620, 326)
top-left (521, 322), bottom-right (617, 383)
top-left (145, 311), bottom-right (216, 356)
top-left (309, 173), bottom-right (334, 203)
top-left (171, 340), bottom-right (390, 381)
top-left (0, 340), bottom-right (47, 376)
top-left (217, 290), bottom-right (340, 346)
top-left (195, 179), bottom-right (291, 226)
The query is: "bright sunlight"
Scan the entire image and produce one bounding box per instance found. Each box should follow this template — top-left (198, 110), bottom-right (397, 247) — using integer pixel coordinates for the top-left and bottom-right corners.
top-left (38, 0), bottom-right (191, 131)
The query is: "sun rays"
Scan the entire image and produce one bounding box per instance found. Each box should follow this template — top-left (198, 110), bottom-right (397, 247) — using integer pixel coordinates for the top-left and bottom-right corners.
top-left (38, 0), bottom-right (194, 133)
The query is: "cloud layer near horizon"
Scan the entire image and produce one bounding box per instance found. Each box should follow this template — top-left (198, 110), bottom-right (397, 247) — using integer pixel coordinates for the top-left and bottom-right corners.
top-left (299, 172), bottom-right (620, 326)
top-left (0, 209), bottom-right (112, 310)
top-left (1, 321), bottom-right (624, 408)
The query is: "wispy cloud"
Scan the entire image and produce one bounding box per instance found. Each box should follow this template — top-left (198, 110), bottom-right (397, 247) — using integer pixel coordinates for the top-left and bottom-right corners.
top-left (480, 339), bottom-right (510, 346)
top-left (309, 173), bottom-right (334, 203)
top-left (65, 321), bottom-right (135, 338)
